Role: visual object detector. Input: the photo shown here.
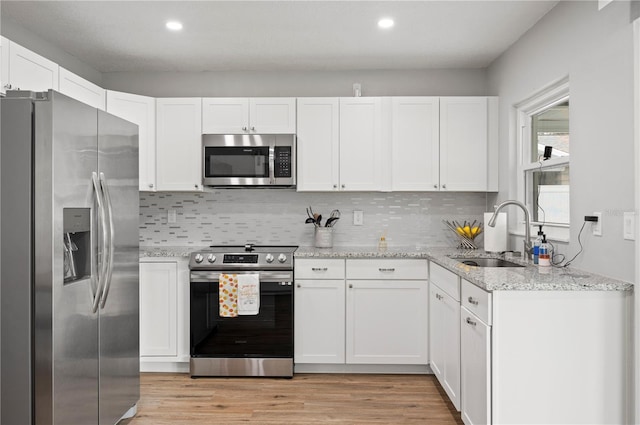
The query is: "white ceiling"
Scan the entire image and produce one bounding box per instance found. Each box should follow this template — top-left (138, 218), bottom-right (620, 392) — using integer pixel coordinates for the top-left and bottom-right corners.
top-left (1, 1), bottom-right (559, 73)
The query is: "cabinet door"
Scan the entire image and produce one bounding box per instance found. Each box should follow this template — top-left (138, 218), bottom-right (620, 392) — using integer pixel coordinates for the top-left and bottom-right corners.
top-left (346, 280), bottom-right (428, 364)
top-left (140, 262), bottom-right (178, 357)
top-left (296, 98), bottom-right (340, 191)
top-left (391, 97), bottom-right (440, 191)
top-left (295, 279), bottom-right (346, 364)
top-left (106, 90), bottom-right (157, 191)
top-left (439, 97), bottom-right (488, 191)
top-left (250, 98), bottom-right (296, 133)
top-left (156, 98), bottom-right (203, 191)
top-left (58, 67), bottom-right (105, 110)
top-left (0, 37), bottom-right (9, 95)
top-left (460, 307), bottom-right (491, 425)
top-left (339, 97), bottom-right (383, 191)
top-left (8, 40), bottom-right (59, 92)
top-left (202, 97), bottom-right (249, 134)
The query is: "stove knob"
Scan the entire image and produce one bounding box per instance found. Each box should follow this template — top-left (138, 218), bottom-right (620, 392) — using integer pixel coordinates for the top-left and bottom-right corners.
top-left (265, 253), bottom-right (274, 263)
top-left (207, 254), bottom-right (216, 263)
top-left (194, 253), bottom-right (204, 263)
top-left (278, 253), bottom-right (287, 263)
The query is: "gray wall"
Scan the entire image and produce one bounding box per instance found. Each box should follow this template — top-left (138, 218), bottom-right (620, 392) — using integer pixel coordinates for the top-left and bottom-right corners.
top-left (487, 0), bottom-right (635, 282)
top-left (101, 68), bottom-right (488, 98)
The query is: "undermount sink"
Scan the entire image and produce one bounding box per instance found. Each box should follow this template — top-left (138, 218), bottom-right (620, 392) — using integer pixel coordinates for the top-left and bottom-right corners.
top-left (453, 257), bottom-right (525, 268)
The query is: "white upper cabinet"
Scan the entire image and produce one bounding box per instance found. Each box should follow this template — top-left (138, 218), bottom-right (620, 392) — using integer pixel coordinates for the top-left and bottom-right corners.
top-left (6, 40), bottom-right (59, 92)
top-left (390, 97), bottom-right (440, 191)
top-left (156, 98), bottom-right (203, 192)
top-left (59, 67), bottom-right (105, 110)
top-left (339, 97), bottom-right (383, 191)
top-left (440, 97), bottom-right (498, 191)
top-left (296, 98), bottom-right (340, 191)
top-left (1, 37), bottom-right (9, 95)
top-left (202, 97), bottom-right (296, 134)
top-left (106, 90), bottom-right (157, 191)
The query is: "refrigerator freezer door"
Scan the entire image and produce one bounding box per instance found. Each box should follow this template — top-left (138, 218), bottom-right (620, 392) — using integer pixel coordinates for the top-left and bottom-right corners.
top-left (34, 91), bottom-right (101, 424)
top-left (97, 110), bottom-right (140, 425)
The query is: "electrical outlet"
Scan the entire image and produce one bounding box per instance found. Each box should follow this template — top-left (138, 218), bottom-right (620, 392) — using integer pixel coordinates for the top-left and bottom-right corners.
top-left (353, 210), bottom-right (364, 226)
top-left (624, 212), bottom-right (635, 240)
top-left (167, 209), bottom-right (177, 224)
top-left (592, 212), bottom-right (602, 236)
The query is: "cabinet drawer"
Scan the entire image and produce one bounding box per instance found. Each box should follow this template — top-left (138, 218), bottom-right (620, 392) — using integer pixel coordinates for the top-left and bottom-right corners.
top-left (429, 262), bottom-right (460, 301)
top-left (295, 259), bottom-right (345, 279)
top-left (461, 279), bottom-right (492, 325)
top-left (346, 259), bottom-right (428, 280)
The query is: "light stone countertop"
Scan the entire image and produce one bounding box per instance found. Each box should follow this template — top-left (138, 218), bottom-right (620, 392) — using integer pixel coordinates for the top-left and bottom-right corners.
top-left (139, 245), bottom-right (633, 292)
top-left (295, 246), bottom-right (633, 292)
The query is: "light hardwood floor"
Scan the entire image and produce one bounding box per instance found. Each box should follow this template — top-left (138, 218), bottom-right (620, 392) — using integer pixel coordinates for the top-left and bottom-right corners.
top-left (123, 373), bottom-right (463, 424)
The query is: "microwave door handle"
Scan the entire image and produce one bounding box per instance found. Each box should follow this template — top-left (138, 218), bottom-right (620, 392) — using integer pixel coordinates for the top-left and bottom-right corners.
top-left (269, 145), bottom-right (275, 184)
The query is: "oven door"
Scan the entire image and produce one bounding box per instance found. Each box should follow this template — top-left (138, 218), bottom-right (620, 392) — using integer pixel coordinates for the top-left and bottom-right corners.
top-left (190, 270), bottom-right (293, 359)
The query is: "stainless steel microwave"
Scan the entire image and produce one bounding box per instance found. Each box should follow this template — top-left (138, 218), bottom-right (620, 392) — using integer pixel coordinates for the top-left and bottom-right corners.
top-left (202, 134), bottom-right (296, 187)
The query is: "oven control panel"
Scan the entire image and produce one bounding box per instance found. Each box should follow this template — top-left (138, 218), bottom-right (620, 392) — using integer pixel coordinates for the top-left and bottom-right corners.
top-left (223, 254), bottom-right (258, 263)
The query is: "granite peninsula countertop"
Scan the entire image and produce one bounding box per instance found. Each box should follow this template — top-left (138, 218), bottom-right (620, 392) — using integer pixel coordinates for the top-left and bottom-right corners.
top-left (295, 246), bottom-right (633, 292)
top-left (139, 245), bottom-right (633, 292)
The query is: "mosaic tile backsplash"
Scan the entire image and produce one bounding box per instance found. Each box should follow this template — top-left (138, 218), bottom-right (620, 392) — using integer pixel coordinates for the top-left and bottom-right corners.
top-left (139, 190), bottom-right (489, 249)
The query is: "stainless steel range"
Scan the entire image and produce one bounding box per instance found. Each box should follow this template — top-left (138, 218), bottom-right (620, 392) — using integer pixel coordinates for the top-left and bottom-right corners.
top-left (189, 244), bottom-right (297, 377)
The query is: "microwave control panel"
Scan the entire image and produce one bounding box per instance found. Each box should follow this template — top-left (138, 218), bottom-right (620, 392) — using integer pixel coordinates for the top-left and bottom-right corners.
top-left (274, 146), bottom-right (292, 178)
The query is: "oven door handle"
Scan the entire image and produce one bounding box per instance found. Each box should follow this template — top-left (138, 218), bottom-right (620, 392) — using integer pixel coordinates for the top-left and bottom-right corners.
top-left (190, 270), bottom-right (294, 282)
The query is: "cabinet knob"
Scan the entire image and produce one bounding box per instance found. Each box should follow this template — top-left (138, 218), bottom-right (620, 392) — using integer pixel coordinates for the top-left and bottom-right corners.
top-left (148, 183), bottom-right (154, 188)
top-left (297, 284), bottom-right (301, 288)
top-left (333, 184), bottom-right (338, 189)
top-left (467, 296), bottom-right (479, 305)
top-left (4, 83), bottom-right (12, 90)
top-left (242, 126), bottom-right (248, 131)
top-left (442, 184), bottom-right (447, 189)
top-left (466, 317), bottom-right (477, 327)
top-left (251, 126), bottom-right (256, 131)
top-left (195, 184), bottom-right (199, 189)
top-left (349, 284), bottom-right (353, 289)
top-left (433, 184), bottom-right (438, 189)
top-left (341, 184), bottom-right (345, 189)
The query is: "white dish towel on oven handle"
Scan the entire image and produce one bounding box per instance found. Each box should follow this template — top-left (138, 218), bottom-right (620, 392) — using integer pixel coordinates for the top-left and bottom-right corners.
top-left (238, 273), bottom-right (260, 315)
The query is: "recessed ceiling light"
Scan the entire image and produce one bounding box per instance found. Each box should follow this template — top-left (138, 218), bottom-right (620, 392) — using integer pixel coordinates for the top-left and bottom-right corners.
top-left (166, 21), bottom-right (183, 31)
top-left (378, 18), bottom-right (394, 29)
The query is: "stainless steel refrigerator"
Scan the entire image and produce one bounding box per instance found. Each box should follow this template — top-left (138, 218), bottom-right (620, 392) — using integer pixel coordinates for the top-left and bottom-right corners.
top-left (1, 90), bottom-right (140, 424)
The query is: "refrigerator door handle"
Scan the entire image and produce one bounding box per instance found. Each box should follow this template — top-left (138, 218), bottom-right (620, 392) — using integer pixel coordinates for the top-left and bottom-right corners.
top-left (99, 172), bottom-right (115, 309)
top-left (92, 172), bottom-right (108, 313)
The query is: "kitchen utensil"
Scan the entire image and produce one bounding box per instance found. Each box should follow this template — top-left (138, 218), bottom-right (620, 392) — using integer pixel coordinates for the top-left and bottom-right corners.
top-left (316, 214), bottom-right (322, 226)
top-left (325, 217), bottom-right (339, 227)
top-left (305, 217), bottom-right (316, 225)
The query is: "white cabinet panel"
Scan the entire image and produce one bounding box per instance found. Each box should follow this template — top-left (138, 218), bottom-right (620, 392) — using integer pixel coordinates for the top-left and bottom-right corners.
top-left (58, 67), bottom-right (105, 110)
top-left (430, 281), bottom-right (461, 411)
top-left (440, 97), bottom-right (489, 191)
top-left (346, 280), bottom-right (428, 364)
top-left (346, 259), bottom-right (428, 280)
top-left (1, 37), bottom-right (9, 95)
top-left (295, 258), bottom-right (345, 279)
top-left (391, 97), bottom-right (440, 191)
top-left (460, 306), bottom-right (491, 425)
top-left (140, 262), bottom-right (178, 357)
top-left (106, 90), bottom-right (157, 191)
top-left (294, 279), bottom-right (346, 364)
top-left (8, 40), bottom-right (59, 92)
top-left (296, 98), bottom-right (340, 191)
top-left (156, 98), bottom-right (203, 191)
top-left (339, 97), bottom-right (383, 191)
top-left (202, 97), bottom-right (296, 134)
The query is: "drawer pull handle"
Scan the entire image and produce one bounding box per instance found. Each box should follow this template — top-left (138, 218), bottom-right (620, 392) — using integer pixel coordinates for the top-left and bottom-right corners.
top-left (297, 284), bottom-right (301, 288)
top-left (378, 268), bottom-right (396, 272)
top-left (466, 317), bottom-right (477, 326)
top-left (311, 267), bottom-right (328, 272)
top-left (468, 296), bottom-right (479, 305)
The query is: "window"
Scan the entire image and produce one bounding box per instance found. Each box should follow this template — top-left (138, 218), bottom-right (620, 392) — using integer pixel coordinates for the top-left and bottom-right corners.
top-left (516, 78), bottom-right (570, 240)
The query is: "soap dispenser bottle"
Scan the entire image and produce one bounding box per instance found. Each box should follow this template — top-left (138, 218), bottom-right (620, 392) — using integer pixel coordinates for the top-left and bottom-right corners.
top-left (378, 233), bottom-right (388, 252)
top-left (538, 235), bottom-right (551, 267)
top-left (533, 226), bottom-right (544, 265)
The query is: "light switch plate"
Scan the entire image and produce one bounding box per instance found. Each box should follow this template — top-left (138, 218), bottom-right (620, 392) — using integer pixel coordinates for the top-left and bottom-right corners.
top-left (353, 210), bottom-right (364, 226)
top-left (168, 209), bottom-right (177, 224)
top-left (624, 212), bottom-right (635, 240)
top-left (592, 212), bottom-right (602, 236)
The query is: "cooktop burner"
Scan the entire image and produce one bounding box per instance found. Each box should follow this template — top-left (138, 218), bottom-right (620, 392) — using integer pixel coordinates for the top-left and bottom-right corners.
top-left (189, 244), bottom-right (298, 271)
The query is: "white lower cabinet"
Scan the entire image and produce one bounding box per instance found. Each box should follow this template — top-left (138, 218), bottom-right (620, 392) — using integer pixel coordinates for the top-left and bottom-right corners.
top-left (139, 259), bottom-right (190, 372)
top-left (429, 277), bottom-right (461, 410)
top-left (294, 258), bottom-right (429, 369)
top-left (460, 305), bottom-right (491, 425)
